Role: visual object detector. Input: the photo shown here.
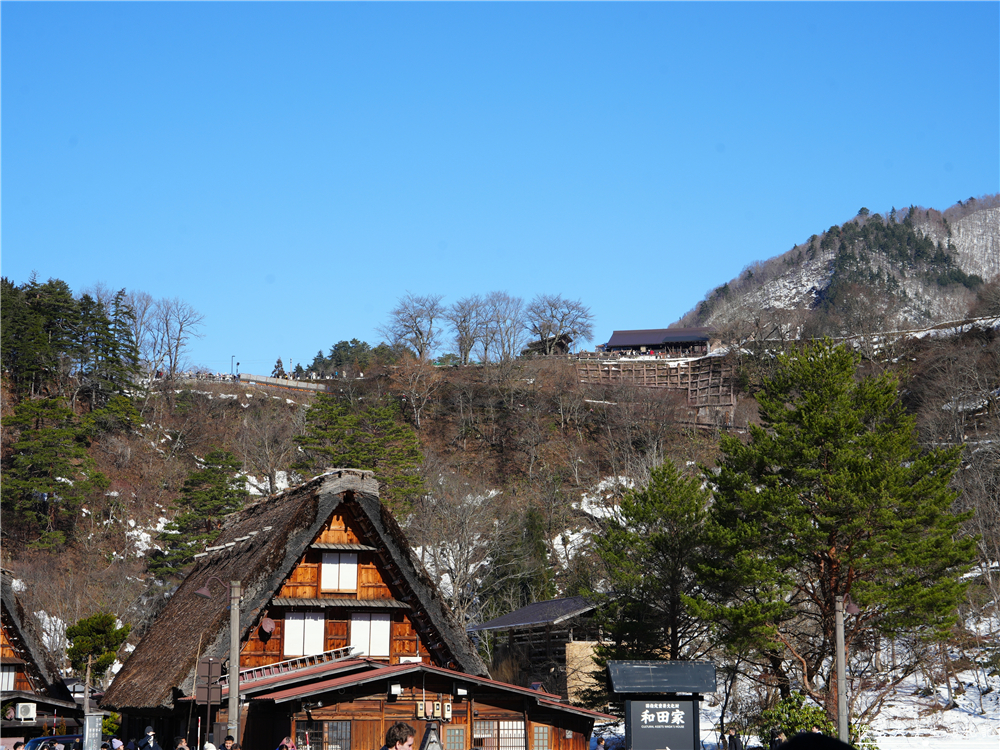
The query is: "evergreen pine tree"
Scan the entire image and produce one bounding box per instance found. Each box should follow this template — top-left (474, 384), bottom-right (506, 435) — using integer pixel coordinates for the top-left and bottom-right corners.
top-left (581, 461), bottom-right (711, 712)
top-left (295, 394), bottom-right (423, 510)
top-left (66, 613), bottom-right (131, 708)
top-left (691, 340), bottom-right (976, 720)
top-left (149, 450), bottom-right (247, 578)
top-left (2, 397), bottom-right (109, 547)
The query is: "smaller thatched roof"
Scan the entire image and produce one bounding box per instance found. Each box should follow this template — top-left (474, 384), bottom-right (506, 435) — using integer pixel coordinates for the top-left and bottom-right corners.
top-left (0, 572), bottom-right (74, 704)
top-left (102, 469), bottom-right (488, 712)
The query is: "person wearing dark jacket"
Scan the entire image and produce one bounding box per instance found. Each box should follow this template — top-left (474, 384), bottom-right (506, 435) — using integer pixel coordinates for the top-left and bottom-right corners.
top-left (138, 728), bottom-right (163, 750)
top-left (726, 728), bottom-right (743, 750)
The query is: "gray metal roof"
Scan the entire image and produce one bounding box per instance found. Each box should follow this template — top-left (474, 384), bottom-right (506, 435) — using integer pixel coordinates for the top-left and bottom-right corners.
top-left (608, 660), bottom-right (716, 694)
top-left (467, 596), bottom-right (596, 633)
top-left (272, 598), bottom-right (410, 609)
top-left (606, 328), bottom-right (715, 348)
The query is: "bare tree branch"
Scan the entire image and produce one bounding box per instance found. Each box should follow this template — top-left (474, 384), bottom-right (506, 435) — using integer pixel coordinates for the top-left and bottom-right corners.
top-left (380, 293), bottom-right (445, 361)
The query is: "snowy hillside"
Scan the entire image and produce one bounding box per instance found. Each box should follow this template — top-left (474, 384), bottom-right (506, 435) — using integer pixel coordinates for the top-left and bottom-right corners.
top-left (684, 198), bottom-right (1000, 334)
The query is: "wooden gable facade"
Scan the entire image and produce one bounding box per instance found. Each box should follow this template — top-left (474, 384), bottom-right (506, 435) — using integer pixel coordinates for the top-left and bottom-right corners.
top-left (1, 619), bottom-right (35, 694)
top-left (240, 504), bottom-right (430, 667)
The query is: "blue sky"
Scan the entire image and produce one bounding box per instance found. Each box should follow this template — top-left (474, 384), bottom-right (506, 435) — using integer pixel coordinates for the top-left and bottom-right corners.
top-left (3, 2), bottom-right (998, 374)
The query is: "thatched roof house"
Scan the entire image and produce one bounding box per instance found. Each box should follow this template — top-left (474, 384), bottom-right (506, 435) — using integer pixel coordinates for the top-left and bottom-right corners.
top-left (1, 572), bottom-right (78, 738)
top-left (102, 469), bottom-right (487, 723)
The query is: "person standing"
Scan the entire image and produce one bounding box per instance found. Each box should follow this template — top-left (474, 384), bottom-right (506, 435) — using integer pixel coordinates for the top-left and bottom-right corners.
top-left (138, 728), bottom-right (162, 750)
top-left (726, 728), bottom-right (743, 750)
top-left (382, 723), bottom-right (415, 750)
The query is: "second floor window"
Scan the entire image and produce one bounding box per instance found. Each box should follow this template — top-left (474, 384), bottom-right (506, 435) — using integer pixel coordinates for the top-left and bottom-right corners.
top-left (321, 552), bottom-right (358, 592)
top-left (284, 611), bottom-right (325, 656)
top-left (350, 613), bottom-right (390, 657)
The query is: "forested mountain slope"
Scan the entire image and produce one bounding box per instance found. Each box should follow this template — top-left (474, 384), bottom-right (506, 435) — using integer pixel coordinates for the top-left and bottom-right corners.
top-left (678, 195), bottom-right (1000, 338)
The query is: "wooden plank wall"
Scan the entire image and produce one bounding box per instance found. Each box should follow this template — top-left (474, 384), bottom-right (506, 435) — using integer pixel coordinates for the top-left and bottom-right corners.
top-left (576, 358), bottom-right (734, 407)
top-left (292, 694), bottom-right (590, 750)
top-left (241, 506), bottom-right (430, 668)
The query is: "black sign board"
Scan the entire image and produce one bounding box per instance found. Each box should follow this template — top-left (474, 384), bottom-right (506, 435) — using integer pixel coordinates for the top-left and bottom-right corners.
top-left (625, 699), bottom-right (698, 750)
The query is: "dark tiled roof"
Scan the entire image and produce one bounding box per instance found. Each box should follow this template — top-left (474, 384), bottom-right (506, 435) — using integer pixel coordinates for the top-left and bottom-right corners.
top-left (606, 328), bottom-right (715, 348)
top-left (467, 596), bottom-right (595, 633)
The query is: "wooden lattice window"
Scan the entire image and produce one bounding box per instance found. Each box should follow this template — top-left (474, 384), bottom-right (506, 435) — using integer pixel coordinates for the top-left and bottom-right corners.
top-left (446, 727), bottom-right (466, 750)
top-left (473, 721), bottom-right (525, 750)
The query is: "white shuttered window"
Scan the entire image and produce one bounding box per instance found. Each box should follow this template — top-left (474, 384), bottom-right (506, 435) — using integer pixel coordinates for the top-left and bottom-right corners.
top-left (350, 612), bottom-right (390, 657)
top-left (321, 552), bottom-right (358, 592)
top-left (284, 611), bottom-right (326, 656)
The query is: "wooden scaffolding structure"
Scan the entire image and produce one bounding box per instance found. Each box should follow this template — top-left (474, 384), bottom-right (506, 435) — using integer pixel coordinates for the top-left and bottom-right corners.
top-left (576, 356), bottom-right (735, 407)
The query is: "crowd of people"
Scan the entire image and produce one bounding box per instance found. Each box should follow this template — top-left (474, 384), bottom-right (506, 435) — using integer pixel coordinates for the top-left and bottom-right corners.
top-left (10, 719), bottom-right (854, 750)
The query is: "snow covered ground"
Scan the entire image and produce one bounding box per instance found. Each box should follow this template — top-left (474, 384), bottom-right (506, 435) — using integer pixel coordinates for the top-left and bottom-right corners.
top-left (591, 665), bottom-right (999, 750)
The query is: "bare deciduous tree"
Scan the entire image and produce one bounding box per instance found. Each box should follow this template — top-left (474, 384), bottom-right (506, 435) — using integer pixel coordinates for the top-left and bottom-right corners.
top-left (407, 463), bottom-right (526, 627)
top-left (390, 354), bottom-right (445, 429)
top-left (155, 297), bottom-right (205, 378)
top-left (446, 295), bottom-right (487, 365)
top-left (380, 293), bottom-right (446, 361)
top-left (524, 293), bottom-right (595, 355)
top-left (123, 289), bottom-right (160, 375)
top-left (480, 291), bottom-right (525, 363)
top-left (239, 396), bottom-right (306, 494)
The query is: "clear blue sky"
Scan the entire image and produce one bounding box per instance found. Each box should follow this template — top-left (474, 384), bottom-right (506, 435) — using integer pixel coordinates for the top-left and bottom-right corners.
top-left (3, 2), bottom-right (998, 374)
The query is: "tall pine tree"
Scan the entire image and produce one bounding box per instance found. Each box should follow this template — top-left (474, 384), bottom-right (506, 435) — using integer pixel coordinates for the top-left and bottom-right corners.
top-left (690, 341), bottom-right (976, 721)
top-left (581, 461), bottom-right (712, 712)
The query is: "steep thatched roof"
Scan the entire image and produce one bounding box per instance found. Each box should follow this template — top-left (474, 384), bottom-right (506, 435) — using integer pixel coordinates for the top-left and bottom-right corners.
top-left (0, 572), bottom-right (74, 703)
top-left (101, 469), bottom-right (488, 712)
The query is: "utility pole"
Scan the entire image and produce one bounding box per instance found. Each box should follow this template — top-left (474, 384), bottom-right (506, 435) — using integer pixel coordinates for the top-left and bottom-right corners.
top-left (836, 596), bottom-right (848, 743)
top-left (229, 581), bottom-right (242, 741)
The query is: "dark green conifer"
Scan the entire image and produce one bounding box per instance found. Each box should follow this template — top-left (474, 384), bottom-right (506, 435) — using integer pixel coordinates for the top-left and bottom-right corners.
top-left (295, 394), bottom-right (423, 510)
top-left (149, 450), bottom-right (247, 578)
top-left (691, 340), bottom-right (976, 719)
top-left (2, 397), bottom-right (109, 547)
top-left (581, 461), bottom-right (711, 712)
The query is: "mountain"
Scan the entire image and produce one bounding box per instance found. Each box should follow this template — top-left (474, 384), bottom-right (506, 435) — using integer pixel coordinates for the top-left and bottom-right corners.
top-left (677, 195), bottom-right (1000, 338)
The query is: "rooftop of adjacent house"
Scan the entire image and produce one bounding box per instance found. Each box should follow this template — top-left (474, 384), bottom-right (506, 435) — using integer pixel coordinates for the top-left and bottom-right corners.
top-left (227, 658), bottom-right (616, 722)
top-left (1, 572), bottom-right (74, 705)
top-left (466, 596), bottom-right (596, 633)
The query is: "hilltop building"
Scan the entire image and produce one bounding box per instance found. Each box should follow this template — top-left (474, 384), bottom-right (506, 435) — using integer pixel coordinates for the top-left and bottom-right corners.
top-left (602, 328), bottom-right (718, 357)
